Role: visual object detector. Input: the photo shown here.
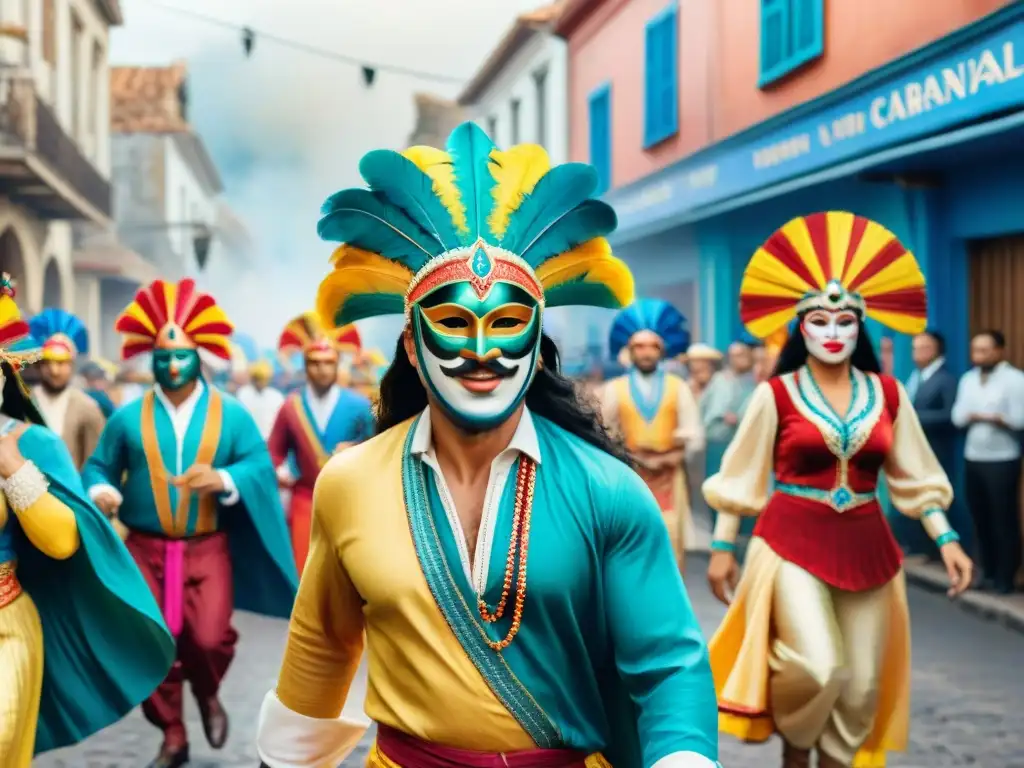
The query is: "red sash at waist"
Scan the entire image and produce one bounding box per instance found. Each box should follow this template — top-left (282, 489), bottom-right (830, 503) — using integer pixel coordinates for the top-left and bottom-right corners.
top-left (753, 492), bottom-right (902, 591)
top-left (376, 725), bottom-right (591, 768)
top-left (0, 560), bottom-right (22, 609)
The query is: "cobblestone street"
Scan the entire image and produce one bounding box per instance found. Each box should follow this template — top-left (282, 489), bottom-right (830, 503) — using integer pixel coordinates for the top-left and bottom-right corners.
top-left (37, 556), bottom-right (1024, 767)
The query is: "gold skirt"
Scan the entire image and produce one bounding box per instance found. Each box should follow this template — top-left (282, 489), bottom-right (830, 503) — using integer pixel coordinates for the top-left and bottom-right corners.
top-left (0, 592), bottom-right (45, 768)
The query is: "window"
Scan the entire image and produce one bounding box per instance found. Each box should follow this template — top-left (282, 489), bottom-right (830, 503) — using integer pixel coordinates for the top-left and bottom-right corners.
top-left (533, 68), bottom-right (548, 148)
top-left (486, 115), bottom-right (497, 140)
top-left (644, 4), bottom-right (679, 148)
top-left (588, 84), bottom-right (611, 196)
top-left (759, 0), bottom-right (824, 87)
top-left (510, 98), bottom-right (521, 144)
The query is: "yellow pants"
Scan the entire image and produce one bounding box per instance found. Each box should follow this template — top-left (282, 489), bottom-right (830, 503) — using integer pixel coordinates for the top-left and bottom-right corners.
top-left (0, 592), bottom-right (44, 768)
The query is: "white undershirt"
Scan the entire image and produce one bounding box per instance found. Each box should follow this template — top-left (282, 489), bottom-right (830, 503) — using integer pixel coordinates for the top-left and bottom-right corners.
top-left (304, 384), bottom-right (341, 433)
top-left (33, 385), bottom-right (72, 437)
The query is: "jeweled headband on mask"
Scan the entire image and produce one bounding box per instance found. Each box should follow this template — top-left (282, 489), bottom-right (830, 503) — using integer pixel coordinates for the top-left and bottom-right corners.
top-left (739, 211), bottom-right (928, 341)
top-left (313, 121), bottom-right (635, 430)
top-left (29, 308), bottom-right (90, 363)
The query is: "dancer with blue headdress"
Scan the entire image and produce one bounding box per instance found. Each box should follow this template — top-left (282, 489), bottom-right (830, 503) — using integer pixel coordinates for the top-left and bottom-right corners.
top-left (255, 122), bottom-right (719, 768)
top-left (27, 308), bottom-right (106, 469)
top-left (599, 298), bottom-right (704, 572)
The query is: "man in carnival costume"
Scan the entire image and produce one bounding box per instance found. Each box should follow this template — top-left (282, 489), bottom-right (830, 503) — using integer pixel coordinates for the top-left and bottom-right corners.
top-left (27, 308), bottom-right (106, 468)
top-left (255, 123), bottom-right (719, 768)
top-left (599, 298), bottom-right (704, 571)
top-left (82, 278), bottom-right (298, 768)
top-left (269, 312), bottom-right (373, 574)
top-left (0, 274), bottom-right (175, 766)
top-left (237, 358), bottom-right (286, 440)
top-left (704, 213), bottom-right (972, 768)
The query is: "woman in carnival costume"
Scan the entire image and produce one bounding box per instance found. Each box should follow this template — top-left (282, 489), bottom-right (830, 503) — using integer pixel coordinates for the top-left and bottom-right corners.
top-left (256, 123), bottom-right (719, 767)
top-left (703, 213), bottom-right (974, 768)
top-left (0, 274), bottom-right (175, 766)
top-left (600, 298), bottom-right (703, 571)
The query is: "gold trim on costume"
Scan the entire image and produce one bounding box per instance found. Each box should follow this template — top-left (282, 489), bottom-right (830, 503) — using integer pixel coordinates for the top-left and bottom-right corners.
top-left (290, 394), bottom-right (330, 468)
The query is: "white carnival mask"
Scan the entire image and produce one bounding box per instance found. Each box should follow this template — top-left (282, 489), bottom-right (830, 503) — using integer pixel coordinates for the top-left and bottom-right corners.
top-left (801, 308), bottom-right (859, 365)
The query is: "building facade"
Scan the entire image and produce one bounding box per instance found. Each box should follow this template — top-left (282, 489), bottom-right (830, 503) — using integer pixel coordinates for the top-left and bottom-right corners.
top-left (406, 92), bottom-right (464, 148)
top-left (559, 0), bottom-right (1022, 376)
top-left (458, 0), bottom-right (569, 165)
top-left (0, 0), bottom-right (120, 316)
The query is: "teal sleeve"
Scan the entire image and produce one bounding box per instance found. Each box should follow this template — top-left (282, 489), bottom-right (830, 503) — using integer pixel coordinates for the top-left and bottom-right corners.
top-left (603, 469), bottom-right (719, 764)
top-left (80, 411), bottom-right (126, 490)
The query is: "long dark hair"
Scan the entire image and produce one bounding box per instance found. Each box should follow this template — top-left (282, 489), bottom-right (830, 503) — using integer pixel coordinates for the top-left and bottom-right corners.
top-left (773, 316), bottom-right (881, 377)
top-left (1, 360), bottom-right (46, 426)
top-left (377, 332), bottom-right (632, 464)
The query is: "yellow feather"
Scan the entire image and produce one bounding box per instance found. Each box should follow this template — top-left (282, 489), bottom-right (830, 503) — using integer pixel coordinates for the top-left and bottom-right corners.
top-left (0, 295), bottom-right (21, 327)
top-left (537, 238), bottom-right (634, 307)
top-left (402, 145), bottom-right (468, 234)
top-left (487, 144), bottom-right (551, 239)
top-left (316, 251), bottom-right (414, 329)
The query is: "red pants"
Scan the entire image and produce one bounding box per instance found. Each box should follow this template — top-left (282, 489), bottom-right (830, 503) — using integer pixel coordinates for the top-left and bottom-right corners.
top-left (289, 486), bottom-right (313, 576)
top-left (126, 531), bottom-right (238, 748)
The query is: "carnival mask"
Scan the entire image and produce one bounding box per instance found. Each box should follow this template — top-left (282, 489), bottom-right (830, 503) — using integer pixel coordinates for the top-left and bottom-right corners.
top-left (411, 280), bottom-right (542, 432)
top-left (801, 308), bottom-right (859, 365)
top-left (153, 348), bottom-right (201, 390)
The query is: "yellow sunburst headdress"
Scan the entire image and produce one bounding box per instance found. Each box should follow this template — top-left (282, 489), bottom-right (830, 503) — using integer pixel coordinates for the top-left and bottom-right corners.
top-left (740, 211), bottom-right (927, 339)
top-left (114, 278), bottom-right (234, 361)
top-left (278, 311), bottom-right (361, 362)
top-left (315, 121), bottom-right (634, 329)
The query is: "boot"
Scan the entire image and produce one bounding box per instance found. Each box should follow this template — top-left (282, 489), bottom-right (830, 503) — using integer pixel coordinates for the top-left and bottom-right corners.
top-left (198, 695), bottom-right (229, 749)
top-left (781, 741), bottom-right (811, 768)
top-left (146, 743), bottom-right (189, 768)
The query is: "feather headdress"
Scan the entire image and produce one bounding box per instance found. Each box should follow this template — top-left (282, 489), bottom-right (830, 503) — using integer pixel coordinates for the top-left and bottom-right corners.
top-left (0, 273), bottom-right (40, 368)
top-left (740, 212), bottom-right (927, 338)
top-left (315, 121), bottom-right (634, 328)
top-left (609, 298), bottom-right (691, 359)
top-left (29, 308), bottom-right (89, 361)
top-left (114, 278), bottom-right (234, 361)
top-left (278, 311), bottom-right (361, 359)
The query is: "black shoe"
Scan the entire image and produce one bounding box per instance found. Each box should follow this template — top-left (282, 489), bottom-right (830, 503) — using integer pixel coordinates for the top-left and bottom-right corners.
top-left (147, 744), bottom-right (189, 768)
top-left (198, 696), bottom-right (229, 749)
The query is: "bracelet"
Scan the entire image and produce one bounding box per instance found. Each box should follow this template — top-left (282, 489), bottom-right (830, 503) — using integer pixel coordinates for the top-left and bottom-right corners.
top-left (935, 531), bottom-right (960, 547)
top-left (922, 507), bottom-right (943, 517)
top-left (1, 461), bottom-right (49, 513)
top-left (710, 539), bottom-right (737, 553)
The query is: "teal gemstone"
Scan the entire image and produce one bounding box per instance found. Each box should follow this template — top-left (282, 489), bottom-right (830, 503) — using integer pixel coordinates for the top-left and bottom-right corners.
top-left (471, 246), bottom-right (492, 278)
top-left (832, 487), bottom-right (852, 507)
top-left (168, 328), bottom-right (176, 339)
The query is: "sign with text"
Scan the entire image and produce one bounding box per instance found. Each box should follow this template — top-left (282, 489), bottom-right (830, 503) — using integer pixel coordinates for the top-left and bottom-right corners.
top-left (608, 18), bottom-right (1024, 238)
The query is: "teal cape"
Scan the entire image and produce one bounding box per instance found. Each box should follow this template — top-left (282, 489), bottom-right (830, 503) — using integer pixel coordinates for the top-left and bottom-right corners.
top-left (12, 424), bottom-right (176, 753)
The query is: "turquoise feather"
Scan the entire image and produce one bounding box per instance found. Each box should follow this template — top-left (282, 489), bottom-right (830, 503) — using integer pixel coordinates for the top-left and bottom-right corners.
top-left (445, 122), bottom-right (497, 244)
top-left (499, 163), bottom-right (599, 265)
top-left (29, 308), bottom-right (89, 354)
top-left (319, 188), bottom-right (442, 261)
top-left (334, 293), bottom-right (405, 326)
top-left (358, 150), bottom-right (462, 252)
top-left (544, 280), bottom-right (623, 310)
top-left (519, 200), bottom-right (617, 265)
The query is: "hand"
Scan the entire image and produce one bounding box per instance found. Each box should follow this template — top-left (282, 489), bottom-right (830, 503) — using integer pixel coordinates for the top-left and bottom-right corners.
top-left (276, 465), bottom-right (295, 488)
top-left (173, 464), bottom-right (225, 495)
top-left (332, 441), bottom-right (356, 456)
top-left (0, 425), bottom-right (27, 479)
top-left (723, 412), bottom-right (738, 426)
top-left (109, 516), bottom-right (129, 541)
top-left (707, 550), bottom-right (740, 606)
top-left (940, 540), bottom-right (974, 598)
top-left (93, 491), bottom-right (122, 516)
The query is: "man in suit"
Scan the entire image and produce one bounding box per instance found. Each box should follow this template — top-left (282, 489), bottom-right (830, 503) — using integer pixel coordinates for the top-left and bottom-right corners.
top-left (899, 330), bottom-right (968, 558)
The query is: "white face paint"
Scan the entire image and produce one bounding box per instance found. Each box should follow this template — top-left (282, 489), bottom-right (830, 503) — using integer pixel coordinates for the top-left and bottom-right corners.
top-left (801, 309), bottom-right (859, 365)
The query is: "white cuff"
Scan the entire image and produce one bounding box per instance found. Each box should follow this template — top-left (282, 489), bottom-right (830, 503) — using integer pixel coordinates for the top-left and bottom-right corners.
top-left (256, 690), bottom-right (369, 768)
top-left (218, 469), bottom-right (240, 506)
top-left (2, 461), bottom-right (49, 512)
top-left (88, 483), bottom-right (123, 506)
top-left (712, 512), bottom-right (741, 544)
top-left (652, 752), bottom-right (721, 768)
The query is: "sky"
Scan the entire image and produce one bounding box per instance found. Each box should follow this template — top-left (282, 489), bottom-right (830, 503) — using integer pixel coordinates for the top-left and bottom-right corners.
top-left (110, 0), bottom-right (550, 354)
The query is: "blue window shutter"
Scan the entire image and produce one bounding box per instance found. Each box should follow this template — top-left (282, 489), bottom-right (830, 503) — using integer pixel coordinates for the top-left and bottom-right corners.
top-left (660, 8), bottom-right (678, 140)
top-left (589, 86), bottom-right (611, 195)
top-left (759, 0), bottom-right (823, 87)
top-left (643, 21), bottom-right (658, 146)
top-left (791, 0), bottom-right (824, 61)
top-left (644, 5), bottom-right (678, 148)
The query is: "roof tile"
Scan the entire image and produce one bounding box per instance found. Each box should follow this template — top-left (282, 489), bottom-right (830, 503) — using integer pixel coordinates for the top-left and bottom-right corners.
top-left (110, 61), bottom-right (189, 133)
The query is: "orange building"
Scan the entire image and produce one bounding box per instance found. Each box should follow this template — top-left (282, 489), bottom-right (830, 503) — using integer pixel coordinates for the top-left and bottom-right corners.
top-left (558, 0), bottom-right (1024, 371)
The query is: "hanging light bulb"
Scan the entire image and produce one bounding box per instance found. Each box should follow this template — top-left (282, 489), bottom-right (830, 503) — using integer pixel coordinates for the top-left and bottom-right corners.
top-left (242, 27), bottom-right (255, 57)
top-left (361, 66), bottom-right (376, 87)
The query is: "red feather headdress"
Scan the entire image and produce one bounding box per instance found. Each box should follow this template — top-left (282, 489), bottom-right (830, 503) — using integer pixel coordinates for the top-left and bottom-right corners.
top-left (115, 279), bottom-right (234, 361)
top-left (278, 311), bottom-right (361, 358)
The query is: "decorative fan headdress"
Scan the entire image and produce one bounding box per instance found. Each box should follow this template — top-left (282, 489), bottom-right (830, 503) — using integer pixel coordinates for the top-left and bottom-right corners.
top-left (740, 211), bottom-right (927, 339)
top-left (608, 298), bottom-right (691, 359)
top-left (277, 311), bottom-right (361, 360)
top-left (314, 121), bottom-right (634, 329)
top-left (28, 308), bottom-right (89, 361)
top-left (114, 278), bottom-right (234, 361)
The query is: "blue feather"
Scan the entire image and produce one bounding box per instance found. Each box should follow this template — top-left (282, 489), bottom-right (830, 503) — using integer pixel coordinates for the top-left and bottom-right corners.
top-left (445, 122), bottom-right (497, 244)
top-left (320, 188), bottom-right (443, 260)
top-left (28, 308), bottom-right (89, 355)
top-left (358, 150), bottom-right (462, 251)
top-left (608, 299), bottom-right (690, 358)
top-left (499, 163), bottom-right (598, 263)
top-left (518, 200), bottom-right (617, 267)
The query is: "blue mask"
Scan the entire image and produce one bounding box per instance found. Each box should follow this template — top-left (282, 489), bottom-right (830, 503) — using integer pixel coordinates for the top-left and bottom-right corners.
top-left (153, 348), bottom-right (201, 391)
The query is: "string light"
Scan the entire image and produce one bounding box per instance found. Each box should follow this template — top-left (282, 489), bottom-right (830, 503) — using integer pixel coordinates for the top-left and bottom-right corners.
top-left (134, 0), bottom-right (468, 87)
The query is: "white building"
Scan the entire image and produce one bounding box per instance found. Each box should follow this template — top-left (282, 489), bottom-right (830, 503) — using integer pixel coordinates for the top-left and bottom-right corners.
top-left (457, 0), bottom-right (568, 165)
top-left (0, 0), bottom-right (120, 314)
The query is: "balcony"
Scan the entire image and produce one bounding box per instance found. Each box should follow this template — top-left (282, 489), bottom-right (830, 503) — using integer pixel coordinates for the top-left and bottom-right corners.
top-left (0, 68), bottom-right (112, 224)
